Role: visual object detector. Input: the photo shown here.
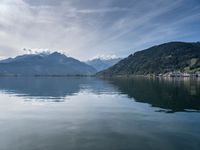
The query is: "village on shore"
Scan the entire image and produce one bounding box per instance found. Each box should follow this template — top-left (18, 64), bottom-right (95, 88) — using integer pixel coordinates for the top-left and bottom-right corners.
top-left (157, 71), bottom-right (200, 78)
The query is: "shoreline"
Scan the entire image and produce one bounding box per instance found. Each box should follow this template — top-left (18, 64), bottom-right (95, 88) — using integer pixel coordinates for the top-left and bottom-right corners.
top-left (0, 74), bottom-right (199, 79)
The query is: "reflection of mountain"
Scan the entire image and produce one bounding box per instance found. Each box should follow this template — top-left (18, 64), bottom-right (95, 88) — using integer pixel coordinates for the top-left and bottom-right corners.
top-left (107, 77), bottom-right (200, 113)
top-left (1, 77), bottom-right (200, 112)
top-left (0, 77), bottom-right (116, 101)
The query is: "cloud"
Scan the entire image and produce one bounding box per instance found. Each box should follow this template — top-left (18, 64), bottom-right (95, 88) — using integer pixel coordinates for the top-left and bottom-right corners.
top-left (0, 0), bottom-right (199, 60)
top-left (70, 7), bottom-right (131, 14)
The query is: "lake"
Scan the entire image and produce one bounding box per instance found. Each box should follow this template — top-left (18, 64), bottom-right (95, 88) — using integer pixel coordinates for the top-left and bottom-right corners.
top-left (0, 77), bottom-right (199, 150)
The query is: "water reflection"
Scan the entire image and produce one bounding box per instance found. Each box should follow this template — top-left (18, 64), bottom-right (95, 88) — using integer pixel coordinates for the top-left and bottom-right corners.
top-left (107, 77), bottom-right (200, 113)
top-left (0, 77), bottom-right (200, 112)
top-left (0, 77), bottom-right (117, 101)
top-left (0, 77), bottom-right (199, 150)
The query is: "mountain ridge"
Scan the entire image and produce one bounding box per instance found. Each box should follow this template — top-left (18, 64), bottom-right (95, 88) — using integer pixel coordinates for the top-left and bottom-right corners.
top-left (0, 52), bottom-right (96, 76)
top-left (86, 58), bottom-right (121, 72)
top-left (97, 42), bottom-right (200, 76)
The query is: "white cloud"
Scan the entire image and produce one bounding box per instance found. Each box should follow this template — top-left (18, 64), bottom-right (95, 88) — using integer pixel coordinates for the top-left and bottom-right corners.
top-left (0, 0), bottom-right (199, 60)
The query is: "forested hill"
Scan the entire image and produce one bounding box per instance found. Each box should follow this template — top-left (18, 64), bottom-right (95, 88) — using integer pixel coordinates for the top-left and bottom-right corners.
top-left (97, 42), bottom-right (200, 76)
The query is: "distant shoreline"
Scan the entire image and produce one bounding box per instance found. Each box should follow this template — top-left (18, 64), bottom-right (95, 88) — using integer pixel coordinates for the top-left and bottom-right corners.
top-left (0, 74), bottom-right (95, 77)
top-left (96, 74), bottom-right (200, 79)
top-left (0, 74), bottom-right (199, 79)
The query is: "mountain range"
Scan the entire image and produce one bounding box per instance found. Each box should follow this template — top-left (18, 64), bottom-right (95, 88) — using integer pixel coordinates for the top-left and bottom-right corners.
top-left (0, 52), bottom-right (96, 76)
top-left (86, 58), bottom-right (121, 72)
top-left (1, 42), bottom-right (200, 76)
top-left (97, 42), bottom-right (200, 76)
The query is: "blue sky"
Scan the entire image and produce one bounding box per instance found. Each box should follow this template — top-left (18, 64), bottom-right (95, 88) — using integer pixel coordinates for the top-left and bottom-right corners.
top-left (0, 0), bottom-right (200, 60)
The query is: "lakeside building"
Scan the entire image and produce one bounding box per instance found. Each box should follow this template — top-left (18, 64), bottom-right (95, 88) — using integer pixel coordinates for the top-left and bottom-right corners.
top-left (158, 71), bottom-right (199, 78)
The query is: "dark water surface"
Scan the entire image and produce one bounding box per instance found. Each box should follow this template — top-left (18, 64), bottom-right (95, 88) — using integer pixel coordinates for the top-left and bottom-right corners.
top-left (0, 77), bottom-right (199, 150)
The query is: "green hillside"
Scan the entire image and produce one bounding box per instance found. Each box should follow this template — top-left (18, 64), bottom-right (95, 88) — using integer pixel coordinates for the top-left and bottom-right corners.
top-left (97, 42), bottom-right (200, 76)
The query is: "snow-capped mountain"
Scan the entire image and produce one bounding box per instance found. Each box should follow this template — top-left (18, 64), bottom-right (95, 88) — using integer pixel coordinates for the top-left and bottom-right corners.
top-left (0, 52), bottom-right (96, 76)
top-left (86, 58), bottom-right (122, 72)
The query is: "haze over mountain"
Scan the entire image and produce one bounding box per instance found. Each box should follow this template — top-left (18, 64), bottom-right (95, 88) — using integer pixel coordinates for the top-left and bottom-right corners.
top-left (97, 42), bottom-right (200, 76)
top-left (0, 52), bottom-right (96, 76)
top-left (86, 58), bottom-right (121, 71)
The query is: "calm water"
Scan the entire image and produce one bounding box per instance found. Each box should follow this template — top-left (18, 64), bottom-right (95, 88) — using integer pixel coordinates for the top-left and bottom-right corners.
top-left (0, 77), bottom-right (200, 150)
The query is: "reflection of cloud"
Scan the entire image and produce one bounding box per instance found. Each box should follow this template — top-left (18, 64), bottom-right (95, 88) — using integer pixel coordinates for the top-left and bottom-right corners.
top-left (0, 0), bottom-right (200, 60)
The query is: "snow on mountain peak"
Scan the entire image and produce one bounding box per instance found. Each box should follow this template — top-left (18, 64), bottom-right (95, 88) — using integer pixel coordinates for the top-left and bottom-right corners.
top-left (89, 54), bottom-right (119, 61)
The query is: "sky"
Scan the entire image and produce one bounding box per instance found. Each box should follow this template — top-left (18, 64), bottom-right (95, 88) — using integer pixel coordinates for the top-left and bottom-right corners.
top-left (0, 0), bottom-right (200, 60)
